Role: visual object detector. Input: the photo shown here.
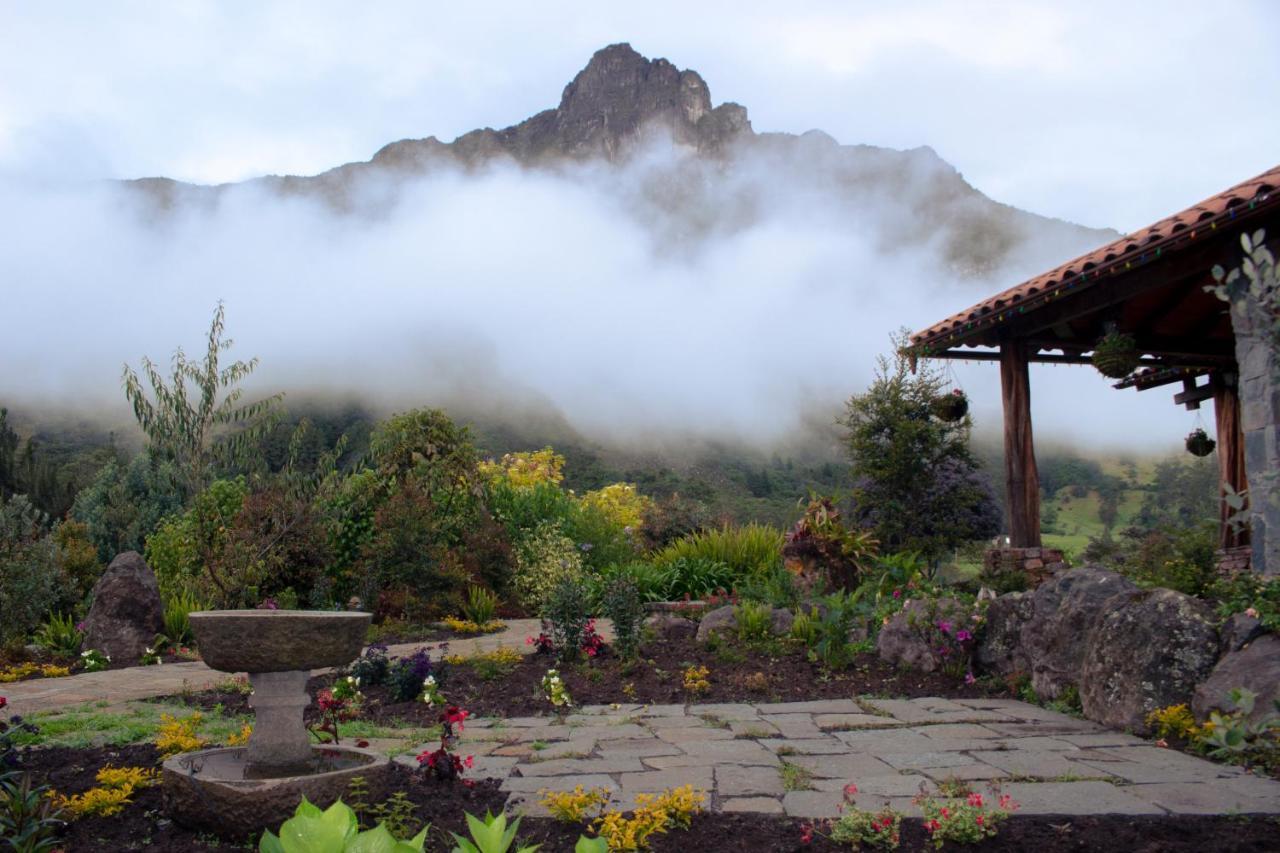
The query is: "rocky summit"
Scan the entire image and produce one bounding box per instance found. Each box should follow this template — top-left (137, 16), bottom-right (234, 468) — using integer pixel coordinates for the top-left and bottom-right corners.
top-left (126, 43), bottom-right (1113, 275)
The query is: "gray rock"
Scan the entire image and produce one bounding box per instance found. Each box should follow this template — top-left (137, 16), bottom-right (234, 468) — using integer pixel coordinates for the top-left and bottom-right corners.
top-left (1193, 633), bottom-right (1280, 725)
top-left (1079, 588), bottom-right (1220, 734)
top-left (695, 605), bottom-right (738, 642)
top-left (1022, 567), bottom-right (1137, 699)
top-left (82, 551), bottom-right (164, 665)
top-left (643, 613), bottom-right (696, 641)
top-left (877, 598), bottom-right (975, 673)
top-left (1219, 613), bottom-right (1266, 655)
top-left (974, 591), bottom-right (1032, 677)
top-left (769, 607), bottom-right (794, 636)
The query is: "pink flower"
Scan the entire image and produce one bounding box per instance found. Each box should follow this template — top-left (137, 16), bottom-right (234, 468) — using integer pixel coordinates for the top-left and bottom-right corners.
top-left (464, 755), bottom-right (474, 768)
top-left (843, 783), bottom-right (858, 797)
top-left (968, 792), bottom-right (984, 807)
top-left (956, 629), bottom-right (972, 642)
top-left (976, 815), bottom-right (984, 825)
top-left (892, 589), bottom-right (901, 599)
top-left (936, 621), bottom-right (952, 635)
top-left (1245, 607), bottom-right (1260, 619)
top-left (965, 672), bottom-right (976, 685)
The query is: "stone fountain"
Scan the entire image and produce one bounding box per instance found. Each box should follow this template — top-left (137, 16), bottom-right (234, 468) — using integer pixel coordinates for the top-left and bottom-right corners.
top-left (162, 610), bottom-right (390, 836)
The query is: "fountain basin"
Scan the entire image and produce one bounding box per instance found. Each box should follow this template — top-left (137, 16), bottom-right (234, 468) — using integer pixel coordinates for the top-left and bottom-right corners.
top-left (162, 745), bottom-right (391, 836)
top-left (189, 610), bottom-right (370, 673)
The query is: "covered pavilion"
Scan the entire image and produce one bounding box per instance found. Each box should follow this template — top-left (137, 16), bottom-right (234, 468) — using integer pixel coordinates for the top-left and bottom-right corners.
top-left (909, 166), bottom-right (1280, 576)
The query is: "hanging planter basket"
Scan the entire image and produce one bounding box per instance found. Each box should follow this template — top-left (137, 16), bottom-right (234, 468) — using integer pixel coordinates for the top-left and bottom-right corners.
top-left (1091, 328), bottom-right (1140, 379)
top-left (932, 389), bottom-right (969, 422)
top-left (1186, 428), bottom-right (1216, 457)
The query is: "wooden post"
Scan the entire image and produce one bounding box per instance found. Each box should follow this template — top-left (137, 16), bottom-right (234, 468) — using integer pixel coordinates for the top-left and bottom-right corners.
top-left (1213, 377), bottom-right (1249, 551)
top-left (1000, 339), bottom-right (1042, 548)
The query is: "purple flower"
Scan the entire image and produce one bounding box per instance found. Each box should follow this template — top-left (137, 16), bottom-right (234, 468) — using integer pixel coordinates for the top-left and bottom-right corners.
top-left (75, 622), bottom-right (86, 633)
top-left (936, 621), bottom-right (952, 635)
top-left (956, 629), bottom-right (972, 642)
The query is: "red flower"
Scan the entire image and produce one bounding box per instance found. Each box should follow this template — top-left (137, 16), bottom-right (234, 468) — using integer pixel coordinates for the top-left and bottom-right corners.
top-left (799, 823), bottom-right (813, 844)
top-left (976, 815), bottom-right (984, 825)
top-left (843, 783), bottom-right (858, 797)
top-left (0, 697), bottom-right (7, 710)
top-left (356, 739), bottom-right (369, 748)
top-left (462, 779), bottom-right (475, 788)
top-left (464, 755), bottom-right (474, 768)
top-left (925, 819), bottom-right (941, 833)
top-left (443, 706), bottom-right (469, 731)
top-left (967, 792), bottom-right (984, 807)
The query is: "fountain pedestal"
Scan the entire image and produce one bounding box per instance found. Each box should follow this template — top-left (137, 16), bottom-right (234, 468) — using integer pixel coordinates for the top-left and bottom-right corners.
top-left (162, 610), bottom-right (391, 837)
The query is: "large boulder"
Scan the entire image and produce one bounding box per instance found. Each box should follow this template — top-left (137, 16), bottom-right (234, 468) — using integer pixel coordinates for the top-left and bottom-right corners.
top-left (695, 605), bottom-right (737, 642)
top-left (1192, 633), bottom-right (1280, 725)
top-left (973, 591), bottom-right (1032, 678)
top-left (644, 613), bottom-right (697, 641)
top-left (877, 598), bottom-right (977, 674)
top-left (1219, 612), bottom-right (1266, 655)
top-left (1021, 567), bottom-right (1137, 700)
top-left (1079, 588), bottom-right (1220, 734)
top-left (82, 551), bottom-right (164, 665)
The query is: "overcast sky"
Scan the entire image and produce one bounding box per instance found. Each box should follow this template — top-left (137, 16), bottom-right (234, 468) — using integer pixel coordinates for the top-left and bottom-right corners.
top-left (2, 1), bottom-right (1276, 233)
top-left (1, 2), bottom-right (1276, 455)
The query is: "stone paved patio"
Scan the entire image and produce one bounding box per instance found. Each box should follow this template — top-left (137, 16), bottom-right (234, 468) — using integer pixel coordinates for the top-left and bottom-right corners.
top-left (392, 697), bottom-right (1280, 819)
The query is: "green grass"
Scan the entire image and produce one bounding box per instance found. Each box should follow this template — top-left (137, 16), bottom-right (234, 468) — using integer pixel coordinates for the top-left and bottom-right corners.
top-left (779, 761), bottom-right (815, 791)
top-left (10, 701), bottom-right (252, 749)
top-left (334, 718), bottom-right (440, 742)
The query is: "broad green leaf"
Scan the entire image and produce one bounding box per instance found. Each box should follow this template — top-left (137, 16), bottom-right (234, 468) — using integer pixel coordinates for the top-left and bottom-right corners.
top-left (259, 830), bottom-right (285, 853)
top-left (575, 837), bottom-right (608, 853)
top-left (346, 824), bottom-right (402, 853)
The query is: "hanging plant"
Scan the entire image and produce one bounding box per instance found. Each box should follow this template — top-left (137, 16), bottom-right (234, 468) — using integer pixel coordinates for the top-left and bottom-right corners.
top-left (1186, 428), bottom-right (1216, 457)
top-left (1091, 326), bottom-right (1140, 379)
top-left (932, 389), bottom-right (969, 422)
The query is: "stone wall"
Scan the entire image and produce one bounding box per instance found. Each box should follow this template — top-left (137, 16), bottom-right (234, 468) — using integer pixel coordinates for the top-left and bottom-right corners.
top-left (982, 547), bottom-right (1066, 587)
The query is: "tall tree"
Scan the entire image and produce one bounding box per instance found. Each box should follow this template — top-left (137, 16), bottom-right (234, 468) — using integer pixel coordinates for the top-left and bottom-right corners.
top-left (122, 303), bottom-right (282, 498)
top-left (840, 330), bottom-right (1001, 561)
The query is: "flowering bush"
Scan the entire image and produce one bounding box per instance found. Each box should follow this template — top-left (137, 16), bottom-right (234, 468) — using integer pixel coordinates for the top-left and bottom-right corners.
top-left (581, 619), bottom-right (606, 659)
top-left (580, 483), bottom-right (652, 530)
top-left (526, 632), bottom-right (554, 655)
top-left (416, 705), bottom-right (474, 782)
top-left (311, 677), bottom-right (363, 745)
top-left (897, 597), bottom-right (984, 678)
top-left (387, 648), bottom-right (435, 703)
top-left (542, 669), bottom-right (572, 708)
top-left (824, 784), bottom-right (902, 849)
top-left (421, 674), bottom-right (447, 708)
top-left (916, 789), bottom-right (1018, 848)
top-left (479, 447), bottom-right (566, 488)
top-left (592, 785), bottom-right (706, 851)
top-left (80, 649), bottom-right (109, 672)
top-left (1146, 704), bottom-right (1202, 741)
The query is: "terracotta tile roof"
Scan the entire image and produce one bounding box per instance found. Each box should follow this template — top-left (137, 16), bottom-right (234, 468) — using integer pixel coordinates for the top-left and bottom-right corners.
top-left (910, 165), bottom-right (1280, 352)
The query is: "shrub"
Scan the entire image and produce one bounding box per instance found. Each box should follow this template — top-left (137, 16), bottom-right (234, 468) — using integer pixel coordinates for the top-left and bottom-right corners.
top-left (540, 785), bottom-right (612, 823)
top-left (461, 586), bottom-right (499, 625)
top-left (545, 576), bottom-right (591, 661)
top-left (1146, 704), bottom-right (1200, 740)
top-left (349, 644), bottom-right (391, 687)
top-left (478, 447), bottom-right (565, 488)
top-left (362, 485), bottom-right (473, 620)
top-left (918, 789), bottom-right (1018, 847)
top-left (655, 524), bottom-right (784, 580)
top-left (1210, 571), bottom-right (1280, 632)
top-left (637, 492), bottom-right (711, 551)
top-left (51, 519), bottom-right (102, 607)
top-left (783, 496), bottom-right (879, 590)
top-left (827, 784), bottom-right (902, 849)
top-left (790, 606), bottom-right (819, 646)
top-left (71, 452), bottom-right (185, 563)
top-left (586, 558), bottom-right (734, 607)
top-left (34, 612), bottom-right (83, 659)
top-left (579, 483), bottom-right (652, 530)
top-left (512, 521), bottom-right (584, 615)
top-left (601, 578), bottom-right (644, 659)
top-left (162, 589), bottom-right (205, 647)
top-left (735, 601), bottom-right (772, 643)
top-left (682, 665), bottom-right (711, 695)
top-left (259, 798), bottom-right (429, 852)
top-left (0, 494), bottom-right (60, 648)
top-left (50, 765), bottom-right (159, 819)
top-left (155, 713), bottom-right (207, 756)
top-left (1197, 688), bottom-right (1280, 773)
top-left (386, 649), bottom-right (435, 703)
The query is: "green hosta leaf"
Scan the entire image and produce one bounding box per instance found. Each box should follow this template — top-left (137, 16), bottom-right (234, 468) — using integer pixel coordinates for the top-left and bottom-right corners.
top-left (575, 837), bottom-right (609, 853)
top-left (346, 824), bottom-right (422, 853)
top-left (259, 831), bottom-right (286, 853)
top-left (274, 798), bottom-right (358, 853)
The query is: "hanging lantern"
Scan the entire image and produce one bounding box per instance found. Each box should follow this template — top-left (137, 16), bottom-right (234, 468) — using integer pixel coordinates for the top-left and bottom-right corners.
top-left (1186, 428), bottom-right (1216, 457)
top-left (1091, 325), bottom-right (1140, 379)
top-left (932, 388), bottom-right (970, 422)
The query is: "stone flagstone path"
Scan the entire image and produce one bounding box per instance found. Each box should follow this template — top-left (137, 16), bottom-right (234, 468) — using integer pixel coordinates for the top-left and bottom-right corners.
top-left (403, 697), bottom-right (1280, 819)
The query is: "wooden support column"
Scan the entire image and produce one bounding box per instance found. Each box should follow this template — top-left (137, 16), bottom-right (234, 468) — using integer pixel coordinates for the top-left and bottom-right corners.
top-left (1000, 339), bottom-right (1042, 547)
top-left (1213, 377), bottom-right (1249, 551)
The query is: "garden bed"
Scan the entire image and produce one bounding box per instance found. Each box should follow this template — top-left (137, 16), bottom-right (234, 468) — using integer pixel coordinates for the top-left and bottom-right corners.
top-left (17, 744), bottom-right (1280, 852)
top-left (169, 635), bottom-right (1010, 722)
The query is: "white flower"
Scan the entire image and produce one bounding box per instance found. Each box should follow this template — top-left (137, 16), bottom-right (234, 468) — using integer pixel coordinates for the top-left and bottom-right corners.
top-left (424, 675), bottom-right (436, 686)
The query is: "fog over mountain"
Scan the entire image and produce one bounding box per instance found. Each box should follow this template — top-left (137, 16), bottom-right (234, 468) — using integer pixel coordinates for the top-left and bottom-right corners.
top-left (0, 44), bottom-right (1198, 452)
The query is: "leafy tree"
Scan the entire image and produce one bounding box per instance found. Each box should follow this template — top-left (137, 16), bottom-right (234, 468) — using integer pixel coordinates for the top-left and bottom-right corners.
top-left (71, 451), bottom-right (185, 561)
top-left (0, 494), bottom-right (60, 647)
top-left (840, 331), bottom-right (1001, 561)
top-left (122, 302), bottom-right (282, 498)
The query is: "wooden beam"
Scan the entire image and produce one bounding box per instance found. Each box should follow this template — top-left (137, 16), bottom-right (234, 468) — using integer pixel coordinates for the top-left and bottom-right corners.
top-left (1175, 377), bottom-right (1216, 410)
top-left (1000, 339), bottom-right (1041, 548)
top-left (1214, 379), bottom-right (1249, 551)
